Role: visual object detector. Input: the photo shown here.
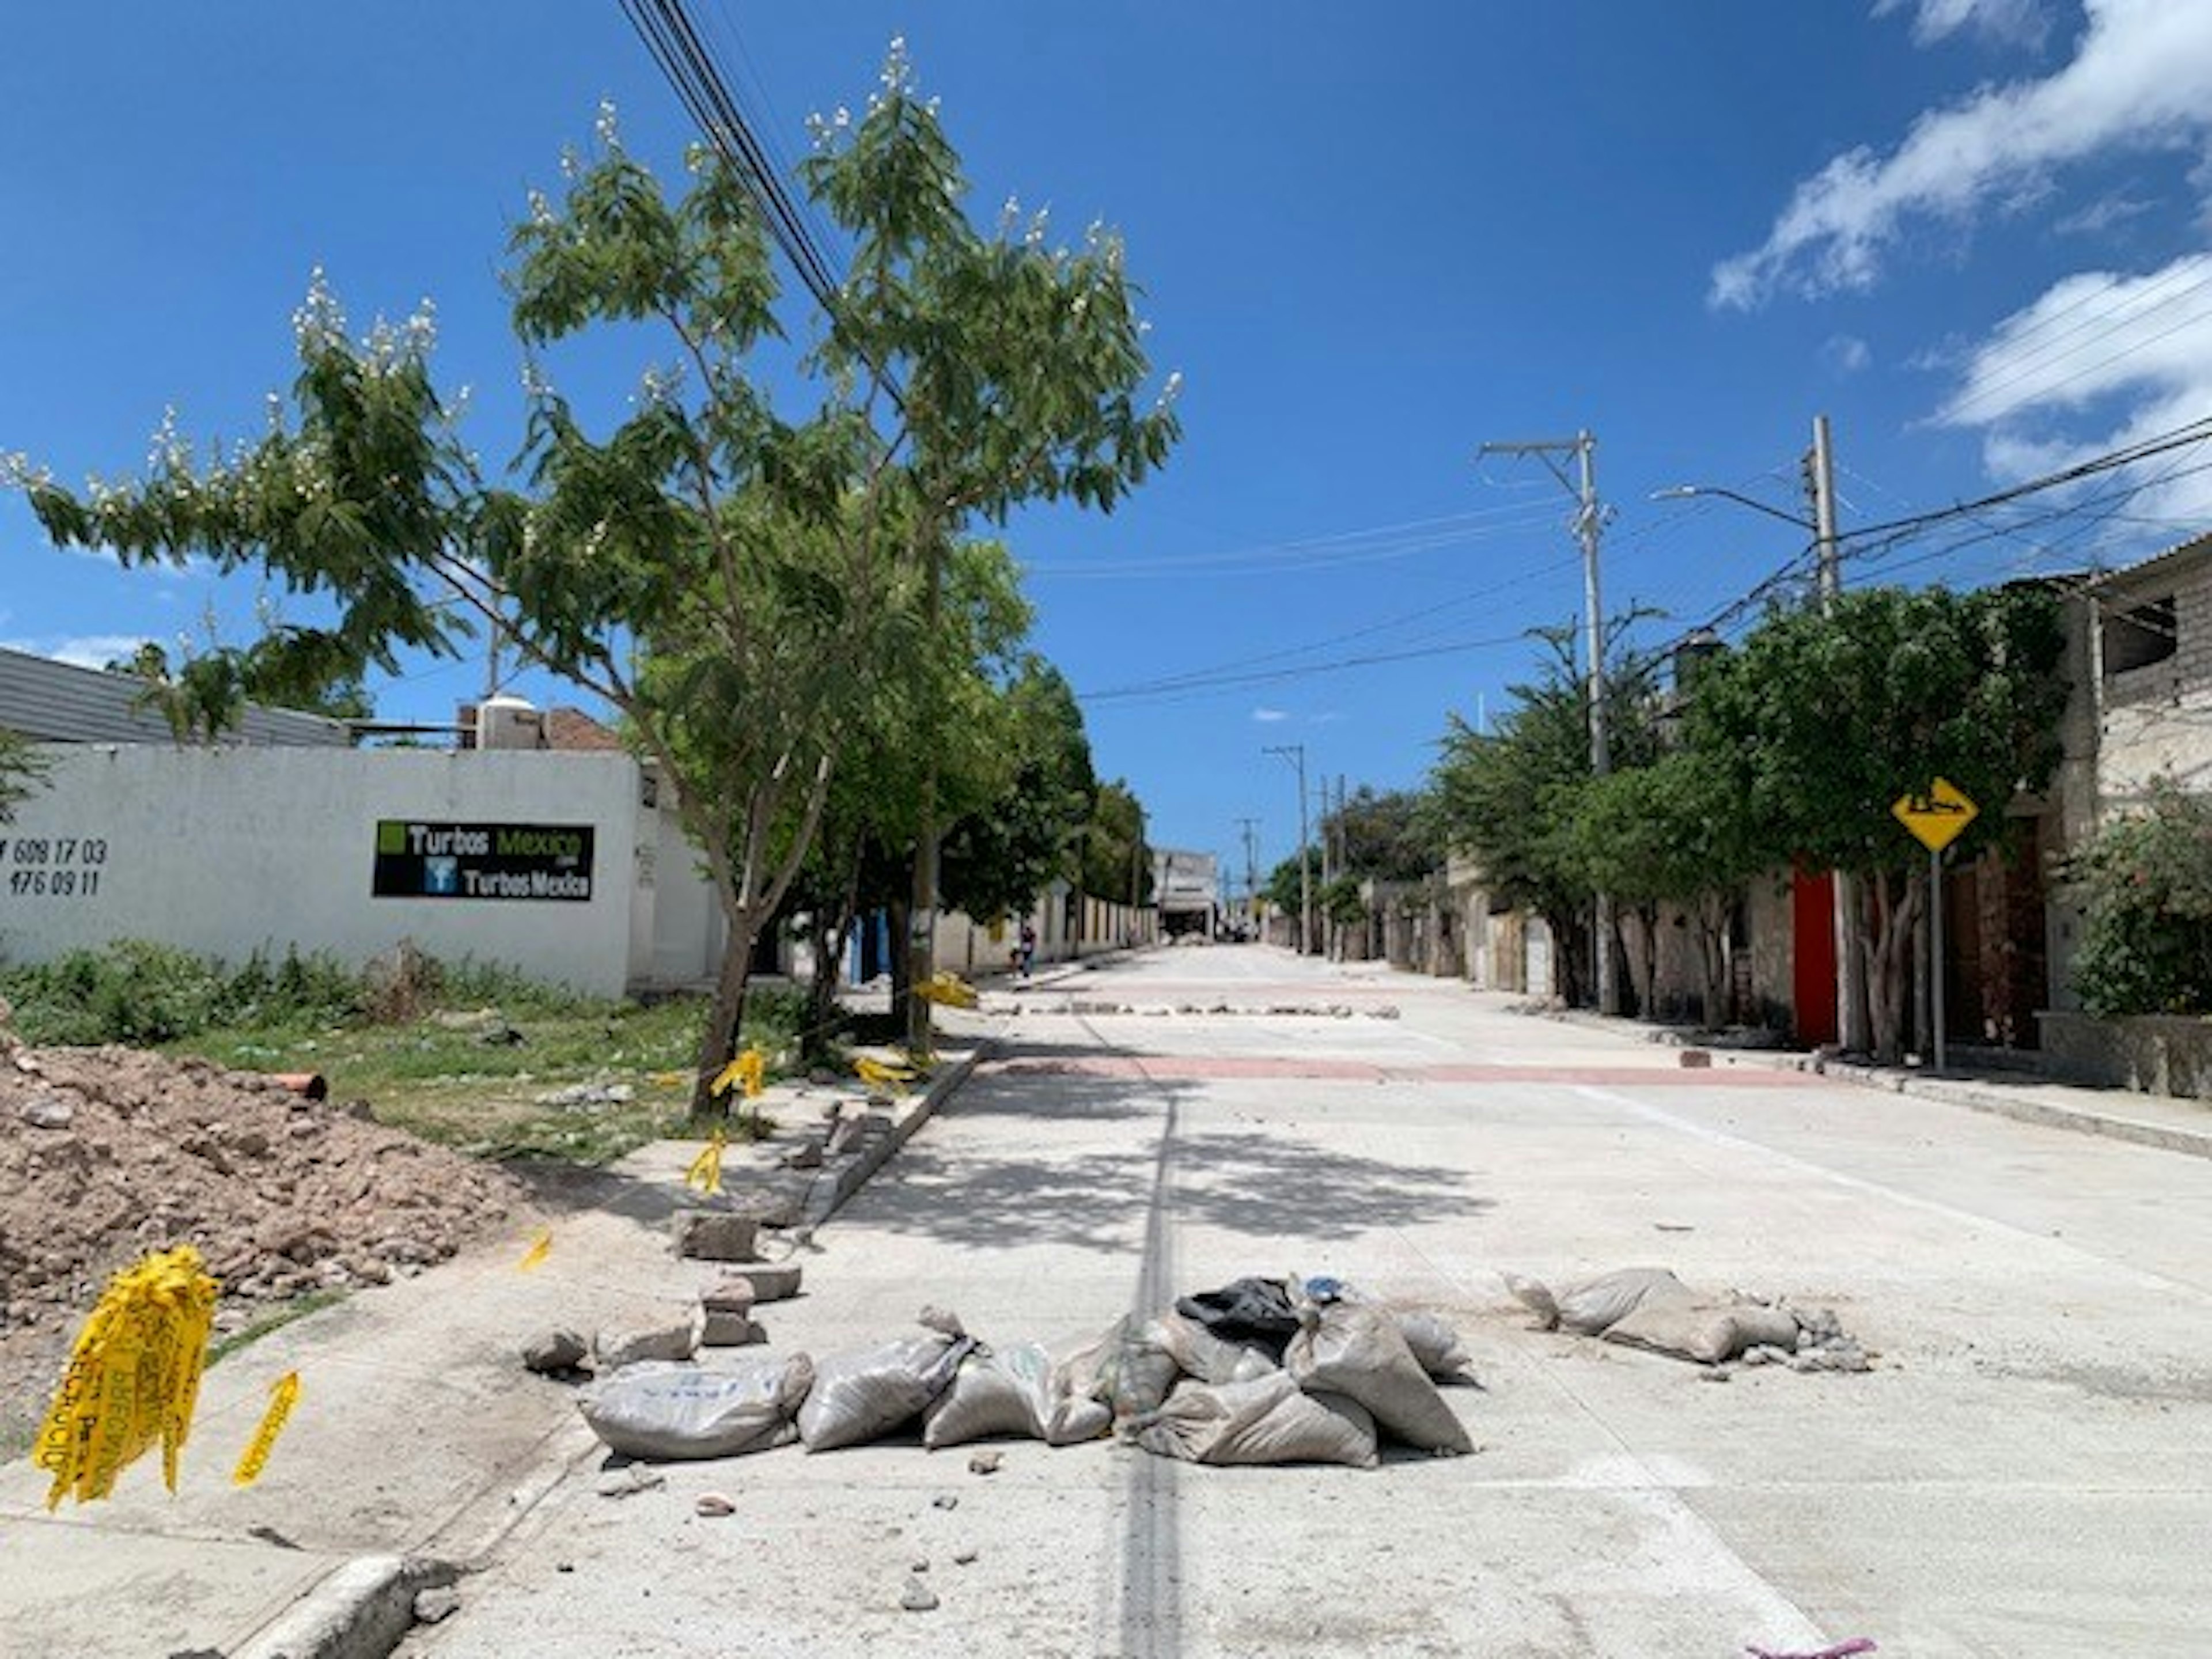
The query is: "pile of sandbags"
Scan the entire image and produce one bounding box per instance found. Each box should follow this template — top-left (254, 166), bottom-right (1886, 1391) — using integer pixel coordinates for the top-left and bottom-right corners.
top-left (1111, 1276), bottom-right (1478, 1468)
top-left (1506, 1267), bottom-right (1868, 1371)
top-left (572, 1281), bottom-right (1480, 1469)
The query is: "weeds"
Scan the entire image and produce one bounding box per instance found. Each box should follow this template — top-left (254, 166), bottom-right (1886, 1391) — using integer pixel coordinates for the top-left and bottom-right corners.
top-left (0, 940), bottom-right (808, 1169)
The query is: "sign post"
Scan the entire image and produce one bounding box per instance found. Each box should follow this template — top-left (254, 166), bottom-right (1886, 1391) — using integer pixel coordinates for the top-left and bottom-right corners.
top-left (1889, 778), bottom-right (1978, 1071)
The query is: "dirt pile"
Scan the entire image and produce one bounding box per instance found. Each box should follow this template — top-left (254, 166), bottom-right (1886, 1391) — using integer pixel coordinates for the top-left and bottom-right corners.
top-left (0, 1031), bottom-right (524, 1440)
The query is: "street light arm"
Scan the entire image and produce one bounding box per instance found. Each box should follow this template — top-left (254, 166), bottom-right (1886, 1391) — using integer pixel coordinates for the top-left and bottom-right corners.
top-left (1651, 483), bottom-right (1815, 533)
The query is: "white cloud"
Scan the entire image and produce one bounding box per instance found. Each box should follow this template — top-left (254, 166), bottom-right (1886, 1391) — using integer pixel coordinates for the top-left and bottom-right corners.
top-left (1251, 706), bottom-right (1289, 723)
top-left (1713, 1), bottom-right (2212, 308)
top-left (1933, 253), bottom-right (2212, 425)
top-left (0, 634), bottom-right (154, 671)
top-left (1933, 250), bottom-right (2212, 521)
top-left (1824, 333), bottom-right (1874, 374)
top-left (1873, 0), bottom-right (2050, 50)
top-left (2052, 192), bottom-right (2156, 235)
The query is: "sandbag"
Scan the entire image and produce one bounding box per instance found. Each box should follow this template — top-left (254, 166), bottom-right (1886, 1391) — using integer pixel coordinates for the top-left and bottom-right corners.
top-left (1285, 1297), bottom-right (1472, 1455)
top-left (1156, 1310), bottom-right (1278, 1386)
top-left (798, 1331), bottom-right (972, 1451)
top-left (1175, 1277), bottom-right (1300, 1358)
top-left (578, 1355), bottom-right (813, 1460)
top-left (921, 1342), bottom-right (1109, 1448)
top-left (1135, 1373), bottom-right (1378, 1468)
top-left (1512, 1267), bottom-right (1692, 1336)
top-left (1603, 1299), bottom-right (1801, 1366)
top-left (1079, 1316), bottom-right (1186, 1422)
top-left (1396, 1312), bottom-right (1474, 1380)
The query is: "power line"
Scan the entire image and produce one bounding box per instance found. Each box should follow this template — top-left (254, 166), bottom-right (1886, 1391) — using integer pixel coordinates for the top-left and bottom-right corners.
top-left (1024, 502), bottom-right (1567, 579)
top-left (1940, 256), bottom-right (2212, 426)
top-left (620, 0), bottom-right (844, 317)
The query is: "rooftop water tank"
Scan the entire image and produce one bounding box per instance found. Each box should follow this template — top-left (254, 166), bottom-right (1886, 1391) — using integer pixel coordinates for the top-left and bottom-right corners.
top-left (475, 695), bottom-right (547, 752)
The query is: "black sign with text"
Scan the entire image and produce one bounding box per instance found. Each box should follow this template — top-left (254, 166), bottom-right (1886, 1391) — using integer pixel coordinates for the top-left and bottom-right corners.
top-left (372, 820), bottom-right (595, 902)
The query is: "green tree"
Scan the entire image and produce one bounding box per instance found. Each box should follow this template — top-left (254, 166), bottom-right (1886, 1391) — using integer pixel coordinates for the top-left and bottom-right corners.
top-left (1262, 850), bottom-right (1314, 916)
top-left (939, 658), bottom-right (1098, 924)
top-left (18, 50), bottom-right (1177, 1113)
top-left (0, 725), bottom-right (46, 824)
top-left (1078, 779), bottom-right (1153, 910)
top-left (1688, 583), bottom-right (2066, 1061)
top-left (1428, 625), bottom-right (1662, 1005)
top-left (1566, 748), bottom-right (1758, 1025)
top-left (2062, 778), bottom-right (2212, 1016)
top-left (1325, 785), bottom-right (1440, 884)
top-left (790, 537), bottom-right (1033, 1054)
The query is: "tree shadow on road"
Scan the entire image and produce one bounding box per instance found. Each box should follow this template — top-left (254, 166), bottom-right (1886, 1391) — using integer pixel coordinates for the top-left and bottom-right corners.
top-left (855, 1090), bottom-right (1486, 1254)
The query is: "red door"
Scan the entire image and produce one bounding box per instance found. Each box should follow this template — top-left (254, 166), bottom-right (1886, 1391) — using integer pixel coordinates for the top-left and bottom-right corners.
top-left (1792, 868), bottom-right (1838, 1047)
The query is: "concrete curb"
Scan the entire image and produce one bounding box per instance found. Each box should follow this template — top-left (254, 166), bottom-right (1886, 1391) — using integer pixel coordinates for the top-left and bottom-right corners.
top-left (798, 1041), bottom-right (992, 1230)
top-left (1531, 1002), bottom-right (2212, 1162)
top-left (232, 1555), bottom-right (459, 1659)
top-left (228, 1041), bottom-right (995, 1659)
top-left (1769, 1050), bottom-right (2212, 1161)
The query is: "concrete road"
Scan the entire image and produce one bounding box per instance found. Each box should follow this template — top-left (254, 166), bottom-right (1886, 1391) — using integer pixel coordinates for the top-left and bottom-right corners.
top-left (399, 945), bottom-right (2212, 1658)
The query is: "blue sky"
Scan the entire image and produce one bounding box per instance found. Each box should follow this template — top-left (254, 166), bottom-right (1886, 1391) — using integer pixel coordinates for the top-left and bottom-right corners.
top-left (7, 2), bottom-right (2212, 885)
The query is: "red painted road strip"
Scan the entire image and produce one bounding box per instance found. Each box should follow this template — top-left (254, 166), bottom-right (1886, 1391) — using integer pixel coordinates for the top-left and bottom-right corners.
top-left (982, 1055), bottom-right (1821, 1086)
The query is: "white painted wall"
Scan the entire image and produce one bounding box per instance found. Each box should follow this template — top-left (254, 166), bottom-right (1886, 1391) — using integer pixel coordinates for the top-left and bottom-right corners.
top-left (0, 744), bottom-right (718, 998)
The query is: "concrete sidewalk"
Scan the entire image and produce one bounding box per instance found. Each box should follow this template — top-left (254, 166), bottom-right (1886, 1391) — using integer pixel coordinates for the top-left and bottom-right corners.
top-left (1541, 1003), bottom-right (2212, 1161)
top-left (0, 1033), bottom-right (988, 1659)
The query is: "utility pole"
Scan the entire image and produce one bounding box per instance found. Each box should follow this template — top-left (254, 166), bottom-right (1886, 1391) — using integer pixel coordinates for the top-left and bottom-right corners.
top-left (1236, 816), bottom-right (1260, 933)
top-left (1264, 744), bottom-right (1311, 955)
top-left (1809, 414), bottom-right (1840, 605)
top-left (1318, 773), bottom-right (1335, 960)
top-left (904, 541), bottom-right (944, 1055)
top-left (1478, 430), bottom-right (1616, 1013)
top-left (1805, 413), bottom-right (1867, 1052)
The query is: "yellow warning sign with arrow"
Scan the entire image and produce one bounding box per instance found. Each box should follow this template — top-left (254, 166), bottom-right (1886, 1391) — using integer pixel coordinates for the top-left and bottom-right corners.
top-left (1892, 776), bottom-right (1978, 853)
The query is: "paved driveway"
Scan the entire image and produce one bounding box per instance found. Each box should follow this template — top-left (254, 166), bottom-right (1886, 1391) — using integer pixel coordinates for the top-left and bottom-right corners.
top-left (402, 946), bottom-right (2212, 1658)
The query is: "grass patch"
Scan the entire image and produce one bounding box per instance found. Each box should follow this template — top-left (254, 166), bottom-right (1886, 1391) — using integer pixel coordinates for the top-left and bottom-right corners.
top-left (174, 995), bottom-right (725, 1165)
top-left (3, 941), bottom-right (814, 1169)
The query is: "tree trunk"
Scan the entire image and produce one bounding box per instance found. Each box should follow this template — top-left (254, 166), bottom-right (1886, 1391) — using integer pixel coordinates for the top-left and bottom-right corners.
top-left (689, 910), bottom-right (762, 1119)
top-left (1861, 867), bottom-right (1925, 1065)
top-left (1544, 904), bottom-right (1589, 1006)
top-left (1619, 902), bottom-right (1659, 1019)
top-left (803, 843), bottom-right (866, 1066)
top-left (886, 894), bottom-right (915, 1025)
top-left (1692, 895), bottom-right (1731, 1031)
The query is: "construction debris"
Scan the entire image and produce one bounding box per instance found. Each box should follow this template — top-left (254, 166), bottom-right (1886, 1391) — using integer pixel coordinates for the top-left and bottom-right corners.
top-left (1508, 1267), bottom-right (1870, 1370)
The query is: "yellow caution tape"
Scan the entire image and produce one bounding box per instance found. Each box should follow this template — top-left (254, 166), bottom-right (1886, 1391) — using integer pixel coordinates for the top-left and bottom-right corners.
top-left (710, 1047), bottom-right (766, 1100)
top-left (517, 1229), bottom-right (553, 1273)
top-left (683, 1128), bottom-right (726, 1196)
top-left (915, 972), bottom-right (979, 1010)
top-left (231, 1372), bottom-right (301, 1487)
top-left (853, 1055), bottom-right (917, 1090)
top-left (33, 1245), bottom-right (218, 1509)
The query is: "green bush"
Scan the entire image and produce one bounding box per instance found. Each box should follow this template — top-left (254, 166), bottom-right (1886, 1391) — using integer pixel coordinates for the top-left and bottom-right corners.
top-left (0, 940), bottom-right (582, 1046)
top-left (3, 940), bottom-right (230, 1045)
top-left (2065, 779), bottom-right (2212, 1017)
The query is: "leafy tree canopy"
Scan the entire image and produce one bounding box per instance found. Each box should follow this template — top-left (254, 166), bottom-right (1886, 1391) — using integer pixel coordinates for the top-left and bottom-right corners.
top-left (1687, 583), bottom-right (2067, 874)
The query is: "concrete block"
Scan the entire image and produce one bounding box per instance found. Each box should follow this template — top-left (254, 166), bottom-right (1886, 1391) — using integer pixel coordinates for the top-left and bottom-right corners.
top-left (728, 1263), bottom-right (803, 1303)
top-left (699, 1310), bottom-right (766, 1347)
top-left (699, 1275), bottom-right (756, 1315)
top-left (673, 1211), bottom-right (760, 1262)
top-left (594, 1318), bottom-right (699, 1370)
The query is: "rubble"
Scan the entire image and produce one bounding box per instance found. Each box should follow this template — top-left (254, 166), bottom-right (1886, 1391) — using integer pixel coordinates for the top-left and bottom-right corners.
top-left (0, 1039), bottom-right (522, 1448)
top-left (672, 1211), bottom-right (761, 1263)
top-left (522, 1330), bottom-right (589, 1374)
